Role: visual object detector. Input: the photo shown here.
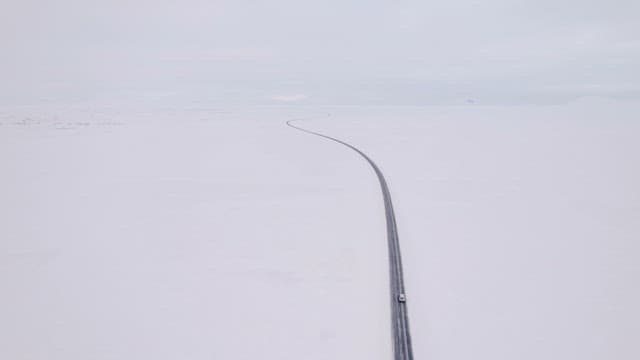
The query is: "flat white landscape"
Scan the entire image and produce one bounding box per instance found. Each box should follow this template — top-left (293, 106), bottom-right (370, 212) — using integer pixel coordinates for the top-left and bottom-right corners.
top-left (2, 99), bottom-right (639, 359)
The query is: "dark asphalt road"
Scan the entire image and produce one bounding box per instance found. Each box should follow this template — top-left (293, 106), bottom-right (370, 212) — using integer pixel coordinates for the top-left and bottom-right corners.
top-left (287, 116), bottom-right (414, 360)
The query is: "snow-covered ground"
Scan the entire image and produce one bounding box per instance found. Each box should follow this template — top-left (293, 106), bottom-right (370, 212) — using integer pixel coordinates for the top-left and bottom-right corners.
top-left (2, 100), bottom-right (639, 359)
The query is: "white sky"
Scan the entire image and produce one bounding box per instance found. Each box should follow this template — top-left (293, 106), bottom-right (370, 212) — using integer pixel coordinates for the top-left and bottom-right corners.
top-left (2, 0), bottom-right (639, 104)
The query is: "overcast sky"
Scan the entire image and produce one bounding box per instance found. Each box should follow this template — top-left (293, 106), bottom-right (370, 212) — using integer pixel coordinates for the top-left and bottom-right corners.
top-left (2, 0), bottom-right (639, 105)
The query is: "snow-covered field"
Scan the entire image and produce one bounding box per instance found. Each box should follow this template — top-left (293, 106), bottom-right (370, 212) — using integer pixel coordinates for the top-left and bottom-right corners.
top-left (2, 100), bottom-right (639, 359)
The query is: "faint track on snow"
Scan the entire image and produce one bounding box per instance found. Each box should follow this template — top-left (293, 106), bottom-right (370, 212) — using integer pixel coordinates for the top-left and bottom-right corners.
top-left (287, 115), bottom-right (414, 360)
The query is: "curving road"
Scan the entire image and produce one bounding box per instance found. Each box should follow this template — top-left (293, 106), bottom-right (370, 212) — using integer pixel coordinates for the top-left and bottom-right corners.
top-left (287, 116), bottom-right (414, 360)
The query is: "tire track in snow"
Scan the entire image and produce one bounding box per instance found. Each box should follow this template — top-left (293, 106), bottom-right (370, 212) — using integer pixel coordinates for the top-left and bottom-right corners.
top-left (287, 115), bottom-right (414, 360)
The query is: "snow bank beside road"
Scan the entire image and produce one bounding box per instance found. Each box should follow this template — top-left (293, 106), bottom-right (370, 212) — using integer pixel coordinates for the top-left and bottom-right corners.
top-left (0, 107), bottom-right (389, 360)
top-left (305, 100), bottom-right (640, 360)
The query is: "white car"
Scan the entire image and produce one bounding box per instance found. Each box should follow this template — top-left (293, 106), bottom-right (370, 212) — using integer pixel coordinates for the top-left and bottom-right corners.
top-left (397, 294), bottom-right (406, 303)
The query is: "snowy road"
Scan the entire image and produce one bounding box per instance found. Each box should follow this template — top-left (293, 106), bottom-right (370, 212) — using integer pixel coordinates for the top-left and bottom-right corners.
top-left (2, 102), bottom-right (639, 360)
top-left (287, 117), bottom-right (414, 360)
